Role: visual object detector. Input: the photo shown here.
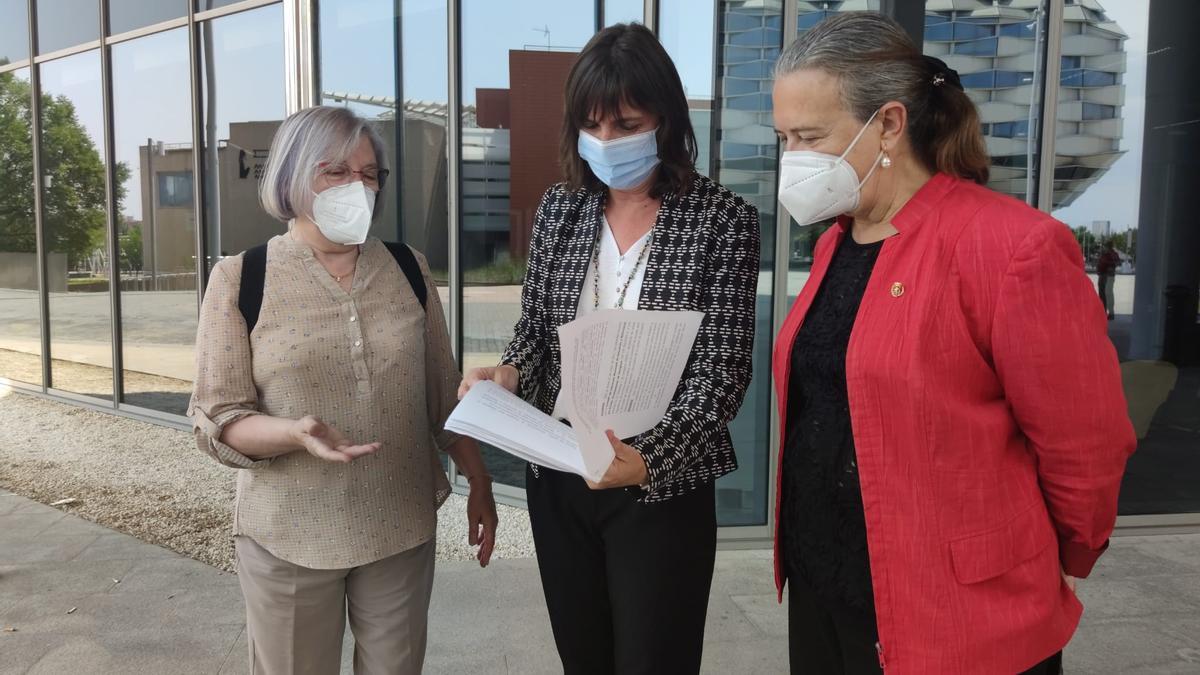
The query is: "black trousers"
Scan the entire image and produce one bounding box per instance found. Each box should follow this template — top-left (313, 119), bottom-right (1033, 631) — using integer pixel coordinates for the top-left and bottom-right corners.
top-left (526, 465), bottom-right (717, 675)
top-left (787, 574), bottom-right (1065, 674)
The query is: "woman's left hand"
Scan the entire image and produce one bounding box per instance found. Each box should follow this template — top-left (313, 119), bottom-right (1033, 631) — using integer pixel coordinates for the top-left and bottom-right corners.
top-left (586, 430), bottom-right (649, 490)
top-left (467, 477), bottom-right (498, 567)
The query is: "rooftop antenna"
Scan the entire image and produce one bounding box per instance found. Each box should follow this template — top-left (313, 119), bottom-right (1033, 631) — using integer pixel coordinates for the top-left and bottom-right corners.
top-left (533, 24), bottom-right (550, 47)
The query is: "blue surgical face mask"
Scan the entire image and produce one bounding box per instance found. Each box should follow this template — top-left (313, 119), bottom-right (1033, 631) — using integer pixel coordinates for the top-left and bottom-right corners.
top-left (577, 128), bottom-right (661, 190)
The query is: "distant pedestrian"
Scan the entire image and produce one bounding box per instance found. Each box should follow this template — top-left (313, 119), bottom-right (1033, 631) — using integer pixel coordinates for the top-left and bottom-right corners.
top-left (1097, 240), bottom-right (1120, 319)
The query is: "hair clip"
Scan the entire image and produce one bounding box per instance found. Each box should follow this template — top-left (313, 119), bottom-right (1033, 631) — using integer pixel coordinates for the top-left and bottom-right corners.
top-left (932, 73), bottom-right (946, 87)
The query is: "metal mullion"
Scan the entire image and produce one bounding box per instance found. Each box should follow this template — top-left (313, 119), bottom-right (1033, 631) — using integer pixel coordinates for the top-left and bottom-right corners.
top-left (1036, 0), bottom-right (1064, 213)
top-left (104, 17), bottom-right (190, 45)
top-left (194, 0), bottom-right (280, 23)
top-left (595, 0), bottom-right (603, 31)
top-left (28, 0), bottom-right (51, 392)
top-left (100, 0), bottom-right (122, 408)
top-left (283, 0), bottom-right (317, 114)
top-left (189, 1), bottom-right (209, 306)
top-left (746, 0), bottom-right (798, 544)
top-left (643, 0), bottom-right (657, 33)
top-left (446, 0), bottom-right (463, 486)
top-left (707, 0), bottom-right (723, 180)
top-left (33, 40), bottom-right (103, 64)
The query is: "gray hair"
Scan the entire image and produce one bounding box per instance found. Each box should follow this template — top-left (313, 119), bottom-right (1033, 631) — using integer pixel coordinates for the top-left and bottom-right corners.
top-left (259, 106), bottom-right (388, 222)
top-left (775, 12), bottom-right (990, 184)
top-left (775, 12), bottom-right (922, 124)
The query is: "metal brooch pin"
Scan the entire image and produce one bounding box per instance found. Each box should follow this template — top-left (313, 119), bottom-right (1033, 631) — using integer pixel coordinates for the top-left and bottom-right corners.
top-left (890, 282), bottom-right (905, 298)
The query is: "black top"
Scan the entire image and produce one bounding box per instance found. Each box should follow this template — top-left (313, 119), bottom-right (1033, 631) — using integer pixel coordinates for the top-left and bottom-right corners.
top-left (782, 233), bottom-right (883, 629)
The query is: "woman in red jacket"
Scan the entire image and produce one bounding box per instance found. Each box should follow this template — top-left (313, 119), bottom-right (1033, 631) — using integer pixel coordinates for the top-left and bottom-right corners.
top-left (771, 13), bottom-right (1135, 675)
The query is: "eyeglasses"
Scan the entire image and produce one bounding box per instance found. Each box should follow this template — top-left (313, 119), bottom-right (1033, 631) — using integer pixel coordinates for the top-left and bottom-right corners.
top-left (317, 161), bottom-right (389, 190)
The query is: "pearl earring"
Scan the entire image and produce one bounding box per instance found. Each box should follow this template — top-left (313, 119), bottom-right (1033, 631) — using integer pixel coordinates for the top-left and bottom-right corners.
top-left (881, 152), bottom-right (893, 169)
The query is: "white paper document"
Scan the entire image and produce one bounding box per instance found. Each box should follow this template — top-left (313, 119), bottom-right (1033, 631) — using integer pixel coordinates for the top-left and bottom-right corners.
top-left (446, 309), bottom-right (704, 482)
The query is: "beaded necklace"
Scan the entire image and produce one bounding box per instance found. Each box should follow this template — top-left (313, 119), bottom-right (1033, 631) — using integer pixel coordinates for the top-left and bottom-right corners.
top-left (591, 219), bottom-right (655, 310)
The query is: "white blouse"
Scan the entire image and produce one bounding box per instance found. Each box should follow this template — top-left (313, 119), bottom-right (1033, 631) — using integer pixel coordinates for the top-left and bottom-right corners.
top-left (550, 214), bottom-right (653, 421)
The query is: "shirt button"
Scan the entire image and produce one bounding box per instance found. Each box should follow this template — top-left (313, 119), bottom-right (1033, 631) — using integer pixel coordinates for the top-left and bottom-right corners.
top-left (354, 340), bottom-right (362, 347)
top-left (350, 316), bottom-right (357, 322)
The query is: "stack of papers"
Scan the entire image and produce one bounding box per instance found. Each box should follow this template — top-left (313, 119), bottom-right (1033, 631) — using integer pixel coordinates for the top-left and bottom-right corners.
top-left (446, 309), bottom-right (704, 482)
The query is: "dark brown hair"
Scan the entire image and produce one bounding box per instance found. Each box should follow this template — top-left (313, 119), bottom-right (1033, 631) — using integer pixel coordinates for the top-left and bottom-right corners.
top-left (775, 12), bottom-right (990, 185)
top-left (560, 23), bottom-right (698, 198)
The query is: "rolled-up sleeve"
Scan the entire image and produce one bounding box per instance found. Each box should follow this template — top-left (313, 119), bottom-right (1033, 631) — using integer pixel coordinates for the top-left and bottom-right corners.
top-left (187, 256), bottom-right (271, 469)
top-left (414, 250), bottom-right (463, 451)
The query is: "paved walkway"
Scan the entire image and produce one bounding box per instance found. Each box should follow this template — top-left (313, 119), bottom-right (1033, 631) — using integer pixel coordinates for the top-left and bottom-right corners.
top-left (2, 488), bottom-right (1198, 674)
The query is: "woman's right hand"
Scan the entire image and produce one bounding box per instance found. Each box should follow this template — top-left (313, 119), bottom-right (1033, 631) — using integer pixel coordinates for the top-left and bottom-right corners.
top-left (290, 415), bottom-right (380, 463)
top-left (458, 365), bottom-right (519, 400)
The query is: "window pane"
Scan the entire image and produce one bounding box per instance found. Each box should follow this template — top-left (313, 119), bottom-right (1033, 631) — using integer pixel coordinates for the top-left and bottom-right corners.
top-left (603, 0), bottom-right (641, 26)
top-left (0, 0), bottom-right (29, 63)
top-left (39, 50), bottom-right (112, 399)
top-left (111, 27), bottom-right (196, 414)
top-left (0, 67), bottom-right (42, 385)
top-left (1050, 0), bottom-right (1199, 516)
top-left (109, 0), bottom-right (188, 35)
top-left (36, 0), bottom-right (100, 54)
top-left (924, 1), bottom-right (1047, 205)
top-left (460, 0), bottom-right (594, 489)
top-left (198, 4), bottom-right (286, 269)
top-left (318, 0), bottom-right (451, 470)
top-left (660, 0), bottom-right (715, 176)
top-left (710, 0), bottom-right (786, 527)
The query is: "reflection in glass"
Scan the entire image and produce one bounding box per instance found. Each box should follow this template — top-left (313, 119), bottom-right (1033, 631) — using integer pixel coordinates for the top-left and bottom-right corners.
top-left (0, 0), bottom-right (30, 64)
top-left (1050, 0), bottom-right (1199, 516)
top-left (36, 0), bottom-right (100, 54)
top-left (39, 50), bottom-right (113, 399)
top-left (0, 68), bottom-right (42, 385)
top-left (713, 0), bottom-right (782, 526)
top-left (603, 0), bottom-right (641, 26)
top-left (198, 4), bottom-right (285, 269)
top-left (923, 0), bottom-right (1047, 204)
top-left (461, 0), bottom-right (594, 488)
top-left (111, 28), bottom-right (196, 413)
top-left (109, 0), bottom-right (188, 35)
top-left (319, 0), bottom-right (451, 469)
top-left (660, 0), bottom-right (715, 176)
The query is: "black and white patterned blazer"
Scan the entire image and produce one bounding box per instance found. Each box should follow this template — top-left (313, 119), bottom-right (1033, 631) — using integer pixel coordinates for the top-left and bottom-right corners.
top-left (500, 173), bottom-right (761, 502)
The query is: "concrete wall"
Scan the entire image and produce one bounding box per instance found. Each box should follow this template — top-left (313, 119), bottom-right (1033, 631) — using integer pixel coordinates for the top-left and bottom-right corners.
top-left (0, 252), bottom-right (68, 292)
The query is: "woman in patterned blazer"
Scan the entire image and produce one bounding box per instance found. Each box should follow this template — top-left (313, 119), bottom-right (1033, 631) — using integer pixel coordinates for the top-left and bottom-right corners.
top-left (459, 23), bottom-right (760, 675)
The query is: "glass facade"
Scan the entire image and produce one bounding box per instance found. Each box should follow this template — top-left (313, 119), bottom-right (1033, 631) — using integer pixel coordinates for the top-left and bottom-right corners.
top-left (0, 0), bottom-right (1195, 535)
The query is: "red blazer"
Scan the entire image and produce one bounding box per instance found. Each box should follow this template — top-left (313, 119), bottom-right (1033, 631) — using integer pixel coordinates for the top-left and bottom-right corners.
top-left (772, 174), bottom-right (1136, 673)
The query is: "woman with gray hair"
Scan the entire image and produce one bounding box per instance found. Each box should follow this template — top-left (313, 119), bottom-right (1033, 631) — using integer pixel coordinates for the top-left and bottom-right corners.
top-left (770, 12), bottom-right (1133, 675)
top-left (188, 105), bottom-right (497, 675)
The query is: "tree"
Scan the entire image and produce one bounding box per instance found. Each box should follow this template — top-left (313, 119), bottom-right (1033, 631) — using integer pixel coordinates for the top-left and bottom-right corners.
top-left (0, 70), bottom-right (128, 269)
top-left (120, 222), bottom-right (143, 272)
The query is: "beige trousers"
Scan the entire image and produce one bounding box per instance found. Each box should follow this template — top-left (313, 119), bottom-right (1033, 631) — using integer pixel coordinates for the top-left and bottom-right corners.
top-left (234, 535), bottom-right (436, 675)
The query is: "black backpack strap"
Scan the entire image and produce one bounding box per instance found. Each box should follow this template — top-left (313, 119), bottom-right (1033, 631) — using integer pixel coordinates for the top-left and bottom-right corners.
top-left (238, 243), bottom-right (269, 333)
top-left (383, 241), bottom-right (427, 310)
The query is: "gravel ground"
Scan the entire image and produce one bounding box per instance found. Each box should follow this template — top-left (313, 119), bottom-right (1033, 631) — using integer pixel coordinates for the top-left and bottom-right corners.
top-left (0, 389), bottom-right (534, 572)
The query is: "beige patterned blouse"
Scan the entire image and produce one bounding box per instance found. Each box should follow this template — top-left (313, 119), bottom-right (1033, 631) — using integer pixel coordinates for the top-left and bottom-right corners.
top-left (188, 233), bottom-right (457, 569)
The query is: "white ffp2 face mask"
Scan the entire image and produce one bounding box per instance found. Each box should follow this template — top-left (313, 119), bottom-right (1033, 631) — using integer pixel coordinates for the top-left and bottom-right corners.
top-left (311, 181), bottom-right (376, 245)
top-left (777, 109), bottom-right (883, 226)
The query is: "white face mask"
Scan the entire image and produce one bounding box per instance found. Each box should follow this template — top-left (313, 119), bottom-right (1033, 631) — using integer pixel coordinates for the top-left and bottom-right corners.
top-left (577, 128), bottom-right (661, 190)
top-left (311, 181), bottom-right (376, 245)
top-left (777, 109), bottom-right (883, 226)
